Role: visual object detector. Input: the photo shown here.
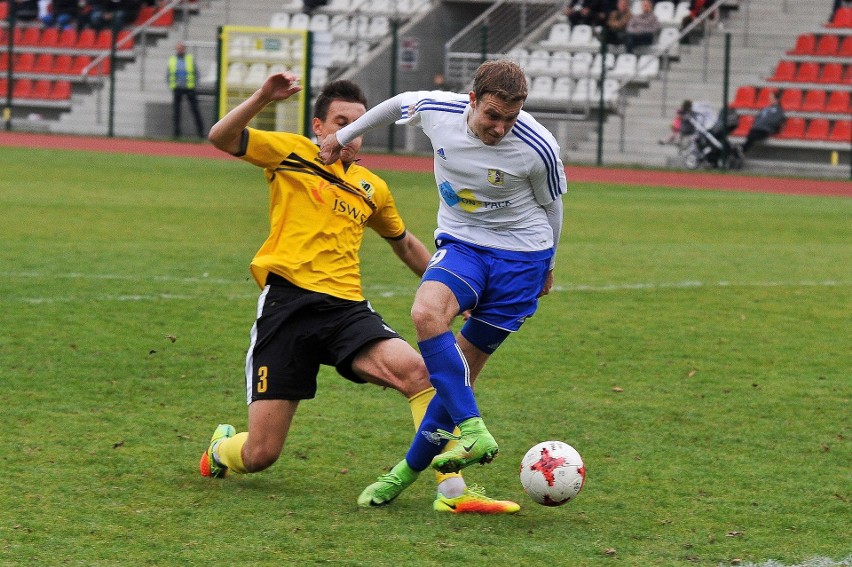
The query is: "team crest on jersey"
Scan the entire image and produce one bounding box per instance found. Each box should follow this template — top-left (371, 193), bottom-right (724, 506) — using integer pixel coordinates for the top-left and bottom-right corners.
top-left (359, 180), bottom-right (375, 199)
top-left (487, 169), bottom-right (505, 186)
top-left (437, 148), bottom-right (447, 160)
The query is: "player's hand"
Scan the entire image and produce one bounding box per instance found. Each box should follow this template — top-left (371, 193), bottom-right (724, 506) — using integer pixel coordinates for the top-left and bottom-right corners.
top-left (538, 270), bottom-right (554, 297)
top-left (318, 134), bottom-right (343, 164)
top-left (262, 72), bottom-right (302, 102)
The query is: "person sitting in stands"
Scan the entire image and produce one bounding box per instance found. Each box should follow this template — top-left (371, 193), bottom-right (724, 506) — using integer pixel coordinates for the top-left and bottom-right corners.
top-left (625, 0), bottom-right (660, 53)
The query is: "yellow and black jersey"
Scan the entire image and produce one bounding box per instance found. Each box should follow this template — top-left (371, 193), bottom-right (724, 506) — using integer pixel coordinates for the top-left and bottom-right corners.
top-left (238, 127), bottom-right (406, 301)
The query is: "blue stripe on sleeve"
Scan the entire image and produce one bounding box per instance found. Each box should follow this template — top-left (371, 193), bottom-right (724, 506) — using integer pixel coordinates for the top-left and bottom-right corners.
top-left (512, 119), bottom-right (562, 200)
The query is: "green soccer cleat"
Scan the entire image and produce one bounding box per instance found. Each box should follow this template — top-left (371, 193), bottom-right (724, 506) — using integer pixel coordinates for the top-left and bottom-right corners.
top-left (357, 460), bottom-right (420, 507)
top-left (430, 417), bottom-right (498, 474)
top-left (434, 485), bottom-right (520, 514)
top-left (199, 423), bottom-right (235, 478)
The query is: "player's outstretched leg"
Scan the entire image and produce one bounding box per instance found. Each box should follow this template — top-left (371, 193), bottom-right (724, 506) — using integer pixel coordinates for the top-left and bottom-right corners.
top-left (199, 423), bottom-right (236, 478)
top-left (358, 459), bottom-right (420, 507)
top-left (430, 417), bottom-right (498, 473)
top-left (434, 484), bottom-right (520, 514)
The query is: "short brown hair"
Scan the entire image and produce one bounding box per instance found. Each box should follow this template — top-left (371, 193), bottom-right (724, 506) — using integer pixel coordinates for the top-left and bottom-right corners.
top-left (313, 80), bottom-right (368, 120)
top-left (471, 60), bottom-right (528, 104)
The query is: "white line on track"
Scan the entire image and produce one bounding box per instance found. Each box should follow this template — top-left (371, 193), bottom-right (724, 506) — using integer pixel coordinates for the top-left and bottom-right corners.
top-left (2, 272), bottom-right (849, 304)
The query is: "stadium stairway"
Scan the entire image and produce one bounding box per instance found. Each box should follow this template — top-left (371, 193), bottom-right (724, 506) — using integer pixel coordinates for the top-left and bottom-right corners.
top-left (566, 0), bottom-right (846, 178)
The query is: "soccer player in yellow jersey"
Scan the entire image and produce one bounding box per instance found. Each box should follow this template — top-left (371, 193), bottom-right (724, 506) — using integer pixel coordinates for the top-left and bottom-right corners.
top-left (199, 72), bottom-right (519, 514)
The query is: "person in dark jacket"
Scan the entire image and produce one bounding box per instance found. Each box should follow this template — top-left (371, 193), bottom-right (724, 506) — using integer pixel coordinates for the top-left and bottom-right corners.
top-left (738, 90), bottom-right (786, 155)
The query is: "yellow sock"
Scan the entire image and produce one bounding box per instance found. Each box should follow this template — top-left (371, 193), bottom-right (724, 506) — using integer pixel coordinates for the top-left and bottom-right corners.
top-left (215, 432), bottom-right (249, 474)
top-left (407, 388), bottom-right (463, 484)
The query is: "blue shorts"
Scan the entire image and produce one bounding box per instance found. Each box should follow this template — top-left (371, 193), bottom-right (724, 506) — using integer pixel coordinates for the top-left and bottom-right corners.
top-left (422, 234), bottom-right (552, 354)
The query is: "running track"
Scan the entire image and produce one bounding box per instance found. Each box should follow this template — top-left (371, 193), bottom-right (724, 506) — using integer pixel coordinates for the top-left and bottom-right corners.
top-left (2, 131), bottom-right (849, 197)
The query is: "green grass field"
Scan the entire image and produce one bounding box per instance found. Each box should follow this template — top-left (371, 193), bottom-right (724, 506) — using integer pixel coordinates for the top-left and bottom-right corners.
top-left (1, 147), bottom-right (849, 566)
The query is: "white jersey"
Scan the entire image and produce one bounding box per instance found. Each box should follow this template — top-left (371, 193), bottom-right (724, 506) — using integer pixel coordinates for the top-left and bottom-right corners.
top-left (337, 90), bottom-right (567, 253)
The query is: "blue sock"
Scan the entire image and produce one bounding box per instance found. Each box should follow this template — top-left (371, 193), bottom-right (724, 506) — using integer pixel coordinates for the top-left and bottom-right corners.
top-left (405, 396), bottom-right (454, 471)
top-left (418, 331), bottom-right (480, 424)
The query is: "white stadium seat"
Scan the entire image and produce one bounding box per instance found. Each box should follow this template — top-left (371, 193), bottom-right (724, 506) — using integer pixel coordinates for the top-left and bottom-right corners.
top-left (527, 75), bottom-right (554, 103)
top-left (653, 1), bottom-right (677, 26)
top-left (269, 12), bottom-right (290, 29)
top-left (506, 47), bottom-right (529, 67)
top-left (549, 50), bottom-right (572, 75)
top-left (570, 51), bottom-right (593, 78)
top-left (568, 25), bottom-right (600, 51)
top-left (526, 49), bottom-right (551, 75)
top-left (539, 22), bottom-right (571, 49)
top-left (654, 26), bottom-right (680, 58)
top-left (636, 53), bottom-right (660, 82)
top-left (549, 76), bottom-right (573, 102)
top-left (609, 53), bottom-right (637, 81)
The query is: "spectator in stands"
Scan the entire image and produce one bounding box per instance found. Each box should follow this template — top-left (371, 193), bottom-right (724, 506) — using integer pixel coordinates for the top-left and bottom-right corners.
top-left (659, 99), bottom-right (693, 145)
top-left (167, 41), bottom-right (206, 139)
top-left (603, 0), bottom-right (632, 45)
top-left (563, 0), bottom-right (611, 27)
top-left (13, 0), bottom-right (41, 22)
top-left (40, 0), bottom-right (80, 29)
top-left (625, 0), bottom-right (660, 53)
top-left (302, 0), bottom-right (328, 15)
top-left (736, 90), bottom-right (786, 156)
top-left (680, 0), bottom-right (719, 37)
top-left (89, 0), bottom-right (140, 31)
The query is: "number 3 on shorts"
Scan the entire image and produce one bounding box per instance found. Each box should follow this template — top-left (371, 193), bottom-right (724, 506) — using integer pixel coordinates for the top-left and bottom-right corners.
top-left (257, 366), bottom-right (268, 393)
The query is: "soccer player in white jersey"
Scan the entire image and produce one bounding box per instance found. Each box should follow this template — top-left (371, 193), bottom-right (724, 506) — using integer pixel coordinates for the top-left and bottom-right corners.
top-left (320, 60), bottom-right (567, 510)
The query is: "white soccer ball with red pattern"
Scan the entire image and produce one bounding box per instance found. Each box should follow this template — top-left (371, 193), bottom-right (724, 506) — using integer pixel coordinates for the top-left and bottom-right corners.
top-left (520, 441), bottom-right (586, 506)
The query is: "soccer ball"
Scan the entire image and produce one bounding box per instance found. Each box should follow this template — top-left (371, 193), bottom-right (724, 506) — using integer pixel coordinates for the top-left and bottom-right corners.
top-left (519, 441), bottom-right (585, 506)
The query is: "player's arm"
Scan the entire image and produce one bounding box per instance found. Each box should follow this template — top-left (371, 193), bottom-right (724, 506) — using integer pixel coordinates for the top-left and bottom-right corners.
top-left (208, 72), bottom-right (302, 155)
top-left (386, 230), bottom-right (433, 278)
top-left (319, 93), bottom-right (408, 164)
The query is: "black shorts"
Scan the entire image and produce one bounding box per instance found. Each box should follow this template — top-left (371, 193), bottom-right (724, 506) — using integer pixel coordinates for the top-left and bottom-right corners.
top-left (245, 273), bottom-right (403, 402)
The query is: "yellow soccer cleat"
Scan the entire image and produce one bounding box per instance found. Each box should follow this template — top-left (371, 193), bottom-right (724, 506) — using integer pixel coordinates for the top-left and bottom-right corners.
top-left (433, 485), bottom-right (520, 514)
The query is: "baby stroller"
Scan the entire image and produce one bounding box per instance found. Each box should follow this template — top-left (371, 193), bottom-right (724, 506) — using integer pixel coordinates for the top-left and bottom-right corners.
top-left (682, 101), bottom-right (742, 170)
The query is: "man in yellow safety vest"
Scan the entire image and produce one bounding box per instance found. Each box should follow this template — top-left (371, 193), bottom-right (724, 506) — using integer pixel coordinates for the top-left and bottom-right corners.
top-left (167, 41), bottom-right (205, 138)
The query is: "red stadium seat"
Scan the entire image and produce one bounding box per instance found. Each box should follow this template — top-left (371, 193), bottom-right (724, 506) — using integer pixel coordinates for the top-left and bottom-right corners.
top-left (20, 26), bottom-right (41, 46)
top-left (32, 53), bottom-right (54, 74)
top-left (134, 5), bottom-right (155, 25)
top-left (0, 52), bottom-right (7, 72)
top-left (57, 28), bottom-right (77, 48)
top-left (95, 29), bottom-right (114, 50)
top-left (13, 78), bottom-right (34, 99)
top-left (800, 89), bottom-right (827, 112)
top-left (787, 34), bottom-right (816, 55)
top-left (815, 34), bottom-right (839, 56)
top-left (828, 120), bottom-right (851, 142)
top-left (70, 55), bottom-right (92, 74)
top-left (795, 62), bottom-right (820, 83)
top-left (804, 118), bottom-right (831, 141)
top-left (13, 52), bottom-right (35, 73)
top-left (843, 66), bottom-right (852, 84)
top-left (0, 2), bottom-right (7, 19)
top-left (730, 114), bottom-right (754, 137)
top-left (116, 30), bottom-right (134, 50)
top-left (0, 28), bottom-right (6, 44)
top-left (753, 87), bottom-right (775, 108)
top-left (769, 60), bottom-right (796, 82)
top-left (31, 79), bottom-right (52, 99)
top-left (48, 80), bottom-right (72, 100)
top-left (53, 54), bottom-right (73, 74)
top-left (827, 6), bottom-right (852, 28)
top-left (779, 88), bottom-right (803, 111)
top-left (776, 117), bottom-right (806, 139)
top-left (840, 36), bottom-right (852, 57)
top-left (819, 63), bottom-right (843, 84)
top-left (153, 8), bottom-right (175, 26)
top-left (0, 78), bottom-right (6, 98)
top-left (40, 27), bottom-right (59, 48)
top-left (77, 29), bottom-right (96, 49)
top-left (730, 86), bottom-right (757, 109)
top-left (825, 90), bottom-right (851, 114)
